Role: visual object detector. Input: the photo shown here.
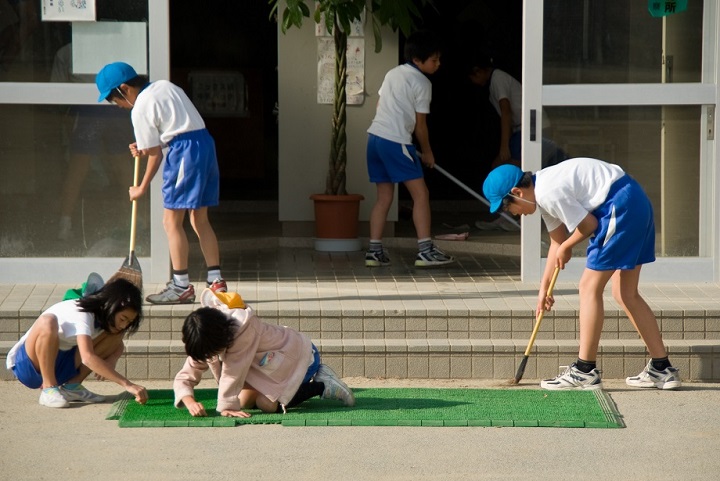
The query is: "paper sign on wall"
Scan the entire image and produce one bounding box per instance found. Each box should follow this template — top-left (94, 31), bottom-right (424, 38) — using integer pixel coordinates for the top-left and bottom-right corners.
top-left (42, 0), bottom-right (96, 22)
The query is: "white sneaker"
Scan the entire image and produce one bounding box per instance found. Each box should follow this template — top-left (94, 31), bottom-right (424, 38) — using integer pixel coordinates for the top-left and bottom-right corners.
top-left (626, 362), bottom-right (682, 390)
top-left (540, 363), bottom-right (604, 391)
top-left (39, 387), bottom-right (70, 408)
top-left (61, 384), bottom-right (106, 403)
top-left (314, 364), bottom-right (355, 407)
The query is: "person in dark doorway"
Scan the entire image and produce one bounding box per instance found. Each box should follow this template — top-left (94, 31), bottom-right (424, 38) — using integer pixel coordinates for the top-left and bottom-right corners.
top-left (467, 54), bottom-right (567, 231)
top-left (365, 31), bottom-right (455, 268)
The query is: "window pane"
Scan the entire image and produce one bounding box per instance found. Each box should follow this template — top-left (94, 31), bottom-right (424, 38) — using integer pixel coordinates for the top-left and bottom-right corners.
top-left (542, 105), bottom-right (701, 257)
top-left (0, 104), bottom-right (150, 257)
top-left (543, 1), bottom-right (703, 84)
top-left (0, 0), bottom-right (148, 83)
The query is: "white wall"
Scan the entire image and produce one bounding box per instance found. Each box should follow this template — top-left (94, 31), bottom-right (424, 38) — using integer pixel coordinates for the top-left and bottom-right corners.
top-left (277, 19), bottom-right (399, 227)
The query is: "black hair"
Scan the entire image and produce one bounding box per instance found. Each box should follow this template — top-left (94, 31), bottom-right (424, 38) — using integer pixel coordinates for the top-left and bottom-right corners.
top-left (501, 171), bottom-right (534, 211)
top-left (76, 278), bottom-right (143, 335)
top-left (105, 75), bottom-right (149, 102)
top-left (404, 30), bottom-right (441, 64)
top-left (182, 307), bottom-right (238, 362)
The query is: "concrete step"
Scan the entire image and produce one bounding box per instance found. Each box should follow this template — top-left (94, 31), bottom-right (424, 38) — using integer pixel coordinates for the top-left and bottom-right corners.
top-left (3, 337), bottom-right (719, 383)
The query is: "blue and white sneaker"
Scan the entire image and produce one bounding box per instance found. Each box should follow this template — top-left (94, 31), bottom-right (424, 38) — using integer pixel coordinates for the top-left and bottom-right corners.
top-left (365, 250), bottom-right (391, 267)
top-left (626, 362), bottom-right (682, 390)
top-left (540, 363), bottom-right (603, 391)
top-left (314, 364), bottom-right (355, 407)
top-left (415, 245), bottom-right (455, 267)
top-left (61, 384), bottom-right (106, 403)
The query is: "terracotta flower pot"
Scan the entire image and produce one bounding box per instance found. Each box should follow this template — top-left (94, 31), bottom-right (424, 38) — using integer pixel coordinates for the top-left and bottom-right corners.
top-left (310, 193), bottom-right (364, 251)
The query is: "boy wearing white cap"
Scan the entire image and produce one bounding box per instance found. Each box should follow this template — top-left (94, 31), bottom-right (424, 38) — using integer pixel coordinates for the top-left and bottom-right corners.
top-left (483, 158), bottom-right (681, 391)
top-left (95, 62), bottom-right (226, 304)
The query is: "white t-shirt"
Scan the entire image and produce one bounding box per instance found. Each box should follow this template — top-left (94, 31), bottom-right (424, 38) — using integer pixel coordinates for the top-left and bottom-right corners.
top-left (488, 69), bottom-right (522, 133)
top-left (535, 157), bottom-right (625, 232)
top-left (5, 300), bottom-right (101, 369)
top-left (367, 64), bottom-right (432, 144)
top-left (131, 80), bottom-right (206, 150)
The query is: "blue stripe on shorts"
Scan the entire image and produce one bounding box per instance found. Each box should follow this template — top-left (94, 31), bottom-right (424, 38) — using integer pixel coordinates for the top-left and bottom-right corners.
top-left (163, 129), bottom-right (220, 209)
top-left (303, 344), bottom-right (321, 383)
top-left (586, 175), bottom-right (656, 271)
top-left (12, 342), bottom-right (80, 389)
top-left (366, 134), bottom-right (424, 183)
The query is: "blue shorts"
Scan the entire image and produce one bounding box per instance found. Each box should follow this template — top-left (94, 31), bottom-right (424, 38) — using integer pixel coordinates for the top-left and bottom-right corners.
top-left (586, 175), bottom-right (656, 271)
top-left (366, 134), bottom-right (424, 183)
top-left (163, 129), bottom-right (220, 209)
top-left (303, 344), bottom-right (321, 383)
top-left (11, 343), bottom-right (79, 389)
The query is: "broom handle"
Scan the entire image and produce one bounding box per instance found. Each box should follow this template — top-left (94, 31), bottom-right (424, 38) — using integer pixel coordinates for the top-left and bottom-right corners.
top-left (129, 156), bottom-right (139, 258)
top-left (434, 164), bottom-right (521, 229)
top-left (523, 266), bottom-right (560, 356)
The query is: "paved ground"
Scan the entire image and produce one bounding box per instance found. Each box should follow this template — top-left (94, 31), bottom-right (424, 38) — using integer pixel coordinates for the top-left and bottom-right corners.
top-left (1, 377), bottom-right (718, 481)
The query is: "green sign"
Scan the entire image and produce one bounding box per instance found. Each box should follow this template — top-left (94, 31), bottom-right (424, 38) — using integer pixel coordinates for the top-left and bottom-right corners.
top-left (648, 0), bottom-right (689, 17)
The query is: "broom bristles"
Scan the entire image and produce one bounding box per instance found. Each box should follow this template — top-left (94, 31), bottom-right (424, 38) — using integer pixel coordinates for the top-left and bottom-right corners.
top-left (107, 267), bottom-right (143, 290)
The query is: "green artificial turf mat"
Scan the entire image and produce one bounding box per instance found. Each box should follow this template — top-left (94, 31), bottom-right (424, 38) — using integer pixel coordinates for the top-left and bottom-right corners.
top-left (107, 387), bottom-right (624, 428)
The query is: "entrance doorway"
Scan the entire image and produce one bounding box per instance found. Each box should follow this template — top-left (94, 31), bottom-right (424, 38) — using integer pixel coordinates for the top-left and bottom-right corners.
top-left (169, 1), bottom-right (279, 202)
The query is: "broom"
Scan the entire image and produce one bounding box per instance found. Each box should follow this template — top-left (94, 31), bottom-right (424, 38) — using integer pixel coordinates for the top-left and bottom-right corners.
top-left (510, 266), bottom-right (560, 385)
top-left (107, 156), bottom-right (143, 290)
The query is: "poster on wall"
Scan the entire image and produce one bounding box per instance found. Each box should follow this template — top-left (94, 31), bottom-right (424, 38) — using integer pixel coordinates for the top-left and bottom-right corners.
top-left (316, 8), bottom-right (365, 105)
top-left (317, 37), bottom-right (365, 105)
top-left (42, 0), bottom-right (96, 22)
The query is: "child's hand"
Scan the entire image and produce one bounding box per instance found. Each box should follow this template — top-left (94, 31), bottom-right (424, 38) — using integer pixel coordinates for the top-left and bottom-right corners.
top-left (127, 383), bottom-right (148, 404)
top-left (185, 399), bottom-right (207, 417)
top-left (221, 409), bottom-right (252, 418)
top-left (129, 185), bottom-right (145, 202)
top-left (129, 142), bottom-right (143, 157)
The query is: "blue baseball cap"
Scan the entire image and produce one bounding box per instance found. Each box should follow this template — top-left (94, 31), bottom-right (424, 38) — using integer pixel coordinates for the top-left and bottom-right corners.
top-left (483, 164), bottom-right (524, 213)
top-left (96, 62), bottom-right (138, 102)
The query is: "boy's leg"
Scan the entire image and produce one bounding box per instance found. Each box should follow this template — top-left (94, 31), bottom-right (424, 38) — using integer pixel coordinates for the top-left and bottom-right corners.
top-left (146, 208), bottom-right (196, 304)
top-left (164, 208), bottom-right (190, 272)
top-left (403, 178), bottom-right (431, 239)
top-left (611, 267), bottom-right (667, 357)
top-left (577, 268), bottom-right (614, 361)
top-left (369, 182), bottom-right (395, 240)
top-left (188, 207), bottom-right (220, 268)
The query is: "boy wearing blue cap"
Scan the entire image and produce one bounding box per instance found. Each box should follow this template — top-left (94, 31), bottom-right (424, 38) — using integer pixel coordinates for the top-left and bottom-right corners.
top-left (483, 158), bottom-right (681, 391)
top-left (96, 62), bottom-right (226, 304)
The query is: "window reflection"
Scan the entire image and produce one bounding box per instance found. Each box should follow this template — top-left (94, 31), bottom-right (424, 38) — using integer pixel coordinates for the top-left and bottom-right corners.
top-left (541, 106), bottom-right (701, 257)
top-left (543, 0), bottom-right (703, 84)
top-left (0, 104), bottom-right (149, 257)
top-left (0, 0), bottom-right (147, 83)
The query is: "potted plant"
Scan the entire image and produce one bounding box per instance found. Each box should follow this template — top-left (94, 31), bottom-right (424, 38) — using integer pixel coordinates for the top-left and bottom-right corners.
top-left (270, 0), bottom-right (434, 251)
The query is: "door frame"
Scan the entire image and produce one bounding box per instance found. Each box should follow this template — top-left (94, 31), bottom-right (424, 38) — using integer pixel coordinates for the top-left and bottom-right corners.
top-left (521, 0), bottom-right (719, 282)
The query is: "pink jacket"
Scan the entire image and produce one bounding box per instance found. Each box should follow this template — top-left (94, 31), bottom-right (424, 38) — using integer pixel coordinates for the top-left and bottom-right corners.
top-left (173, 290), bottom-right (314, 413)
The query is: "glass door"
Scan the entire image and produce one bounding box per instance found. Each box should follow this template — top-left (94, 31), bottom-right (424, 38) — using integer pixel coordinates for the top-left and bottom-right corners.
top-left (0, 1), bottom-right (170, 282)
top-left (521, 0), bottom-right (718, 282)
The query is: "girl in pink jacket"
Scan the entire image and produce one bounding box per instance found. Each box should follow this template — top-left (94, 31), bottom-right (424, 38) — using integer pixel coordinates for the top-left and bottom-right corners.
top-left (174, 289), bottom-right (355, 417)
